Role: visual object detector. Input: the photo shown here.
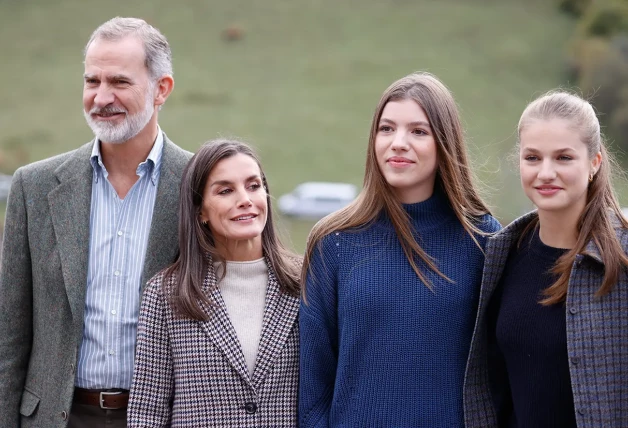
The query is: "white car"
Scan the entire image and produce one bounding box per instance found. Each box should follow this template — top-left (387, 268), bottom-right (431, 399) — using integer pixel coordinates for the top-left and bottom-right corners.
top-left (0, 174), bottom-right (12, 201)
top-left (278, 182), bottom-right (358, 219)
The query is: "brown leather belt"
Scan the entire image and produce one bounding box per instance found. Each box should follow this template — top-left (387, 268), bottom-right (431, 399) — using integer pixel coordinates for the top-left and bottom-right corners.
top-left (73, 388), bottom-right (129, 410)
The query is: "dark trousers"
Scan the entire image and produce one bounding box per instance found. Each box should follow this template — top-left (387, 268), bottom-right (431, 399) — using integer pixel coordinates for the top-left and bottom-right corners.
top-left (68, 402), bottom-right (127, 428)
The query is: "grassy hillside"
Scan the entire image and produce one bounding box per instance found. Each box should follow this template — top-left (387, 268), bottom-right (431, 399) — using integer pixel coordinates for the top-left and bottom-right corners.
top-left (1, 0), bottom-right (603, 252)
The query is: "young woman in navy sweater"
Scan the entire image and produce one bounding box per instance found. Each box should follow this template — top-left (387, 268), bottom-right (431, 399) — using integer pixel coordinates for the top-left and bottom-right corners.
top-left (464, 92), bottom-right (628, 427)
top-left (299, 72), bottom-right (501, 427)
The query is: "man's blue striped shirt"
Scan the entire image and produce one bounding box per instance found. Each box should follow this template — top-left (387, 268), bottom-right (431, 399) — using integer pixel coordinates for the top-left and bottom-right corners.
top-left (76, 131), bottom-right (163, 389)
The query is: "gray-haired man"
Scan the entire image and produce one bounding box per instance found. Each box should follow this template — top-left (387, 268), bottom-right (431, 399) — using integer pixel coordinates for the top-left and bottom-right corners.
top-left (0, 17), bottom-right (191, 427)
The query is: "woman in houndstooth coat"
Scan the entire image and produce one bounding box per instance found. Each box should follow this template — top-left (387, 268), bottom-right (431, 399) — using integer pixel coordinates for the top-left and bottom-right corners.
top-left (128, 139), bottom-right (301, 427)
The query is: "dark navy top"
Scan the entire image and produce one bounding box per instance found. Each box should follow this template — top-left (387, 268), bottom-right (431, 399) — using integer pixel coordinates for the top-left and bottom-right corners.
top-left (488, 227), bottom-right (577, 428)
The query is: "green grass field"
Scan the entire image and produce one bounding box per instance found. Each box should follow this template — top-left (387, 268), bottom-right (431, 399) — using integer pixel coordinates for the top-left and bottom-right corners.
top-left (3, 0), bottom-right (620, 252)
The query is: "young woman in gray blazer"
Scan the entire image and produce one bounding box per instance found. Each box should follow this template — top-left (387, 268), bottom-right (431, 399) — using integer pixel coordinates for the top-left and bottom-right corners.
top-left (464, 91), bottom-right (628, 427)
top-left (127, 139), bottom-right (301, 427)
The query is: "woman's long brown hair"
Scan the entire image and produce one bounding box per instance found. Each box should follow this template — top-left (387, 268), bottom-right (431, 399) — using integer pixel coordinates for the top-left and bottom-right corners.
top-left (302, 72), bottom-right (494, 301)
top-left (165, 138), bottom-right (301, 320)
top-left (518, 91), bottom-right (628, 305)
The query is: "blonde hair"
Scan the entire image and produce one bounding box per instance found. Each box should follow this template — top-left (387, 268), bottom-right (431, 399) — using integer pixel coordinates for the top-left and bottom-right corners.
top-left (302, 72), bottom-right (493, 300)
top-left (518, 90), bottom-right (628, 304)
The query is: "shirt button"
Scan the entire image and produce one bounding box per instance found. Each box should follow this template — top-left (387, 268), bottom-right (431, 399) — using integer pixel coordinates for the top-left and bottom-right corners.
top-left (244, 402), bottom-right (257, 414)
top-left (117, 231), bottom-right (123, 236)
top-left (569, 307), bottom-right (578, 315)
top-left (578, 408), bottom-right (586, 415)
top-left (570, 356), bottom-right (580, 365)
top-left (109, 350), bottom-right (115, 356)
top-left (114, 270), bottom-right (120, 276)
top-left (61, 410), bottom-right (68, 420)
top-left (111, 310), bottom-right (117, 315)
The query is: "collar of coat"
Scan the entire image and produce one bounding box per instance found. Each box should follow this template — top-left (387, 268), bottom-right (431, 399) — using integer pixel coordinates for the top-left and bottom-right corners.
top-left (190, 254), bottom-right (300, 390)
top-left (492, 210), bottom-right (628, 266)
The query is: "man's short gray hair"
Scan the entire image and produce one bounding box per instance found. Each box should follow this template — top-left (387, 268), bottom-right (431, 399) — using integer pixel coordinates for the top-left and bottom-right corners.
top-left (84, 17), bottom-right (173, 81)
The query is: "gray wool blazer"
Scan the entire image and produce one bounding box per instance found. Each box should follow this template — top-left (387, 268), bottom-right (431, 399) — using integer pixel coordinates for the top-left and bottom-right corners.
top-left (127, 257), bottom-right (300, 427)
top-left (464, 211), bottom-right (628, 428)
top-left (0, 134), bottom-right (191, 428)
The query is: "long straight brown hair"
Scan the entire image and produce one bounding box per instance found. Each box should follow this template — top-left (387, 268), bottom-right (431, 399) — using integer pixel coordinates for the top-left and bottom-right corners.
top-left (165, 138), bottom-right (301, 320)
top-left (302, 72), bottom-right (494, 300)
top-left (517, 91), bottom-right (628, 305)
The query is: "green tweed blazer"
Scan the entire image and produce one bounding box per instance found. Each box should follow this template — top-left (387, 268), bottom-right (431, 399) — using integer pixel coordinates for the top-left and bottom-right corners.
top-left (0, 133), bottom-right (191, 428)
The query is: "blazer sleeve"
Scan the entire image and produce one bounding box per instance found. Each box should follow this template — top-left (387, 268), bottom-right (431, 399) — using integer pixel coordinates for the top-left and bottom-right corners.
top-left (128, 275), bottom-right (174, 428)
top-left (0, 169), bottom-right (33, 426)
top-left (299, 235), bottom-right (340, 428)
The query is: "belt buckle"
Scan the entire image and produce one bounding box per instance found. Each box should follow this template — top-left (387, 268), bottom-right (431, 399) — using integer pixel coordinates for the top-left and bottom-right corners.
top-left (99, 390), bottom-right (122, 410)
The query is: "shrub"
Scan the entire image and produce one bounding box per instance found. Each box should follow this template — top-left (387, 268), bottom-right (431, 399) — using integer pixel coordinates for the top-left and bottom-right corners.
top-left (570, 35), bottom-right (628, 148)
top-left (561, 0), bottom-right (628, 153)
top-left (610, 87), bottom-right (628, 152)
top-left (558, 0), bottom-right (592, 17)
top-left (579, 0), bottom-right (628, 38)
top-left (611, 105), bottom-right (628, 152)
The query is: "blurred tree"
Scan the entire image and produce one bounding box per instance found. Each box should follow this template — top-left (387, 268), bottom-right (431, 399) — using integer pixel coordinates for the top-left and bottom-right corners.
top-left (576, 37), bottom-right (628, 110)
top-left (611, 103), bottom-right (628, 151)
top-left (562, 0), bottom-right (628, 151)
top-left (579, 0), bottom-right (628, 37)
top-left (558, 0), bottom-right (592, 17)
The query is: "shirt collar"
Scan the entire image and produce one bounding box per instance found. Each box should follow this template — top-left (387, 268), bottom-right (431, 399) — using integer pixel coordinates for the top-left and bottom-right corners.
top-left (90, 126), bottom-right (164, 185)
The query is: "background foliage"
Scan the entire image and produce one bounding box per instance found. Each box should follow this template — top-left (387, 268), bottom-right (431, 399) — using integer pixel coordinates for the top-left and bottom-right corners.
top-left (1, 0), bottom-right (625, 252)
top-left (562, 0), bottom-right (628, 153)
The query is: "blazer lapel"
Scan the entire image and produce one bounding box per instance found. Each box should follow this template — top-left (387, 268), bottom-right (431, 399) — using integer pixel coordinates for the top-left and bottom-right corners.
top-left (252, 264), bottom-right (299, 390)
top-left (48, 142), bottom-right (94, 332)
top-left (476, 211), bottom-right (540, 316)
top-left (477, 236), bottom-right (512, 309)
top-left (198, 262), bottom-right (252, 384)
top-left (141, 135), bottom-right (191, 289)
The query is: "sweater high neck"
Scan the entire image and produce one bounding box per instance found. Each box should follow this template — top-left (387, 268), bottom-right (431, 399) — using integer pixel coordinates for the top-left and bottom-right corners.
top-left (379, 187), bottom-right (454, 232)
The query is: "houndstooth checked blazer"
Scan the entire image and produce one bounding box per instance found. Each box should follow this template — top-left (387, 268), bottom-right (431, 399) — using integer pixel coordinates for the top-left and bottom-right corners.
top-left (464, 211), bottom-right (628, 428)
top-left (127, 257), bottom-right (300, 427)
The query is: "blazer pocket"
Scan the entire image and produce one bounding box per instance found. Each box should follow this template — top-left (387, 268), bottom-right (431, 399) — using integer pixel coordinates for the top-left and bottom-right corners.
top-left (19, 388), bottom-right (40, 417)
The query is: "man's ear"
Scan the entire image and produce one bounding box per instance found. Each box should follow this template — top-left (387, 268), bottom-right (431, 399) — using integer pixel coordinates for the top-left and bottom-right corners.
top-left (154, 75), bottom-right (174, 107)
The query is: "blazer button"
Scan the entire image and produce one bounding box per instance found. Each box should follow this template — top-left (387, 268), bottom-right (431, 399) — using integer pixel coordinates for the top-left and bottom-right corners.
top-left (244, 402), bottom-right (257, 414)
top-left (61, 410), bottom-right (68, 420)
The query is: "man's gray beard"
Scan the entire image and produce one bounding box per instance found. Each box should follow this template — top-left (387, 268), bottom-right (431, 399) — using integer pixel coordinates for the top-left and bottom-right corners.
top-left (84, 89), bottom-right (155, 144)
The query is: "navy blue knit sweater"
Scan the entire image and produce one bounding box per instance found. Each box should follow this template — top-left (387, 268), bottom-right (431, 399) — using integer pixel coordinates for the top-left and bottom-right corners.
top-left (299, 190), bottom-right (501, 427)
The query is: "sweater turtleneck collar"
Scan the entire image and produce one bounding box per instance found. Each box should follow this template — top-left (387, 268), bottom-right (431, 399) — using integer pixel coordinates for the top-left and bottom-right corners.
top-left (402, 186), bottom-right (454, 230)
top-left (376, 185), bottom-right (454, 232)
